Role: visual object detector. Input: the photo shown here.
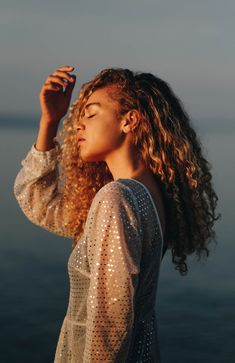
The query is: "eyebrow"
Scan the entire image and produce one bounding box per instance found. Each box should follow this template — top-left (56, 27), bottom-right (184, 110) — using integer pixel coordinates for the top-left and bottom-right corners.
top-left (78, 102), bottom-right (101, 121)
top-left (84, 102), bottom-right (101, 110)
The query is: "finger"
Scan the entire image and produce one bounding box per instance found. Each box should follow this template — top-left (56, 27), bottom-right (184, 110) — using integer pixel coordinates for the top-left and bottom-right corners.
top-left (57, 65), bottom-right (74, 71)
top-left (65, 75), bottom-right (76, 96)
top-left (43, 83), bottom-right (61, 91)
top-left (47, 75), bottom-right (67, 87)
top-left (52, 70), bottom-right (75, 83)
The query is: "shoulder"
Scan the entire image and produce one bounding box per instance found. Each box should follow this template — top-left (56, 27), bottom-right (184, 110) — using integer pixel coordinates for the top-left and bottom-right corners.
top-left (89, 180), bottom-right (139, 217)
top-left (85, 180), bottom-right (143, 239)
top-left (94, 180), bottom-right (135, 205)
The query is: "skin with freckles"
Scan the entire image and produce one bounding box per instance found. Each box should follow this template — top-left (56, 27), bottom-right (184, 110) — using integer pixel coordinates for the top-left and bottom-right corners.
top-left (76, 87), bottom-right (152, 176)
top-left (76, 86), bottom-right (126, 163)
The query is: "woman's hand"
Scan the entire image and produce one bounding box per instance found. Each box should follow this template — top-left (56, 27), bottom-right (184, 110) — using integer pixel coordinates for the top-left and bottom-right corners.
top-left (39, 65), bottom-right (76, 126)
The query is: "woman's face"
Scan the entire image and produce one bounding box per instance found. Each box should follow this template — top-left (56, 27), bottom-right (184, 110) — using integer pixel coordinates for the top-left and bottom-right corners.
top-left (76, 86), bottom-right (125, 162)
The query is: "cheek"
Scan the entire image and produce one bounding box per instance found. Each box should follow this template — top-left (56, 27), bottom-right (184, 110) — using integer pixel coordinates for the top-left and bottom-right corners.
top-left (90, 122), bottom-right (121, 147)
top-left (79, 120), bottom-right (123, 161)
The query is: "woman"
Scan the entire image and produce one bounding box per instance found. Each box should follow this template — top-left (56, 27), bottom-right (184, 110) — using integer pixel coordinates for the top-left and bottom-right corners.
top-left (14, 65), bottom-right (220, 362)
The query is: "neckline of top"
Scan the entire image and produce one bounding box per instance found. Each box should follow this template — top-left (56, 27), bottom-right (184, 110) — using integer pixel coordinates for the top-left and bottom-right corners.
top-left (116, 178), bottom-right (164, 243)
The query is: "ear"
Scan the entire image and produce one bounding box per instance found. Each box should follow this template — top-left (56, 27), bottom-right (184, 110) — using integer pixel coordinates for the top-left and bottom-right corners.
top-left (121, 110), bottom-right (141, 133)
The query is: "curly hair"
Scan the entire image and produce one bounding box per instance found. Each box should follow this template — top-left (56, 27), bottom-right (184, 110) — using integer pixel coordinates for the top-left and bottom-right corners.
top-left (55, 67), bottom-right (221, 276)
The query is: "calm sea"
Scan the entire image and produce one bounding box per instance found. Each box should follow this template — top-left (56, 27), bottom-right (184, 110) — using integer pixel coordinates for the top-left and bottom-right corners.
top-left (1, 116), bottom-right (234, 363)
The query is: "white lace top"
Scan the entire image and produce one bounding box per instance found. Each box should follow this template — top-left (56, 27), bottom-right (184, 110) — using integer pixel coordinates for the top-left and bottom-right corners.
top-left (13, 140), bottom-right (164, 363)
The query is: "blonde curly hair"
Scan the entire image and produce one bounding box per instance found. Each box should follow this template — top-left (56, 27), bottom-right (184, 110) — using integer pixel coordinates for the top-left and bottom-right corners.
top-left (55, 68), bottom-right (221, 276)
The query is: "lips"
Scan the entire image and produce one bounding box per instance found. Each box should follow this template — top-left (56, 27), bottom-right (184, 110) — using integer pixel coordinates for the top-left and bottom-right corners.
top-left (77, 138), bottom-right (86, 146)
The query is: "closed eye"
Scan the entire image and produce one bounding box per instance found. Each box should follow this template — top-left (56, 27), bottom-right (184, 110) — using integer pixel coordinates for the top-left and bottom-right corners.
top-left (87, 114), bottom-right (96, 118)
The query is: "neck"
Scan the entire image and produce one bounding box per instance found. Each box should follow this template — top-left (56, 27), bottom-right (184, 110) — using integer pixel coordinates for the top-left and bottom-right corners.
top-left (105, 144), bottom-right (154, 183)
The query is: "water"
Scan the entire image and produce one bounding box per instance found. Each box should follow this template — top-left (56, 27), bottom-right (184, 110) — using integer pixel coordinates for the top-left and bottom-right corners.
top-left (1, 118), bottom-right (234, 362)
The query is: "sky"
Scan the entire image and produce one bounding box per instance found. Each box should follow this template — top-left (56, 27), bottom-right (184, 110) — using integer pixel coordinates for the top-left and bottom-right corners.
top-left (1, 0), bottom-right (234, 124)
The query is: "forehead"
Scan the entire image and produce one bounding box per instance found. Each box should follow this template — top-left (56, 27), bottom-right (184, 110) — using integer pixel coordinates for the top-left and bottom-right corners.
top-left (77, 86), bottom-right (120, 123)
top-left (85, 86), bottom-right (118, 107)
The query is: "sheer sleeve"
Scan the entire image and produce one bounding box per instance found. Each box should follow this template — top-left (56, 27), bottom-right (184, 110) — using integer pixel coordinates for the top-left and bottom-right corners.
top-left (13, 139), bottom-right (74, 239)
top-left (83, 182), bottom-right (143, 362)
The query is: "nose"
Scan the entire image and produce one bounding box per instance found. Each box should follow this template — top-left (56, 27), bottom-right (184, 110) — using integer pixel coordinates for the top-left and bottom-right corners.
top-left (75, 119), bottom-right (86, 140)
top-left (75, 121), bottom-right (84, 131)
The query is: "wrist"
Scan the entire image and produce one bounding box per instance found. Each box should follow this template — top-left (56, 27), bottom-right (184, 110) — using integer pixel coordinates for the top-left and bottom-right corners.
top-left (39, 117), bottom-right (60, 129)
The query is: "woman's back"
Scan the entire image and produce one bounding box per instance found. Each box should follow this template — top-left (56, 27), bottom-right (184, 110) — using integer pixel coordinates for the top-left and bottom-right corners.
top-left (126, 176), bottom-right (167, 256)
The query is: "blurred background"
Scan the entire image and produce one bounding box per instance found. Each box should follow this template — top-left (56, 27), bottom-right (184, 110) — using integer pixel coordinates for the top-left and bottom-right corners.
top-left (1, 0), bottom-right (234, 362)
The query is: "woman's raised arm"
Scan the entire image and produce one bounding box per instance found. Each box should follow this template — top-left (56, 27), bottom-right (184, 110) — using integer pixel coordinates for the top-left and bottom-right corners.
top-left (14, 65), bottom-right (77, 239)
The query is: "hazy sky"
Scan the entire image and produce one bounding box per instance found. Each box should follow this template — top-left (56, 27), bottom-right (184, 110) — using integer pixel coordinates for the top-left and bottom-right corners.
top-left (1, 0), bottom-right (234, 122)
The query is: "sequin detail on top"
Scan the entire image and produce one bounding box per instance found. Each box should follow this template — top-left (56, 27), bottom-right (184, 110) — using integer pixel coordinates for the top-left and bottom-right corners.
top-left (13, 140), bottom-right (75, 239)
top-left (13, 143), bottom-right (163, 363)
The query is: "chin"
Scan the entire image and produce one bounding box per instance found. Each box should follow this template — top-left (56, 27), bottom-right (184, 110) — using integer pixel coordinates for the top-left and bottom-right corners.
top-left (79, 150), bottom-right (105, 163)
